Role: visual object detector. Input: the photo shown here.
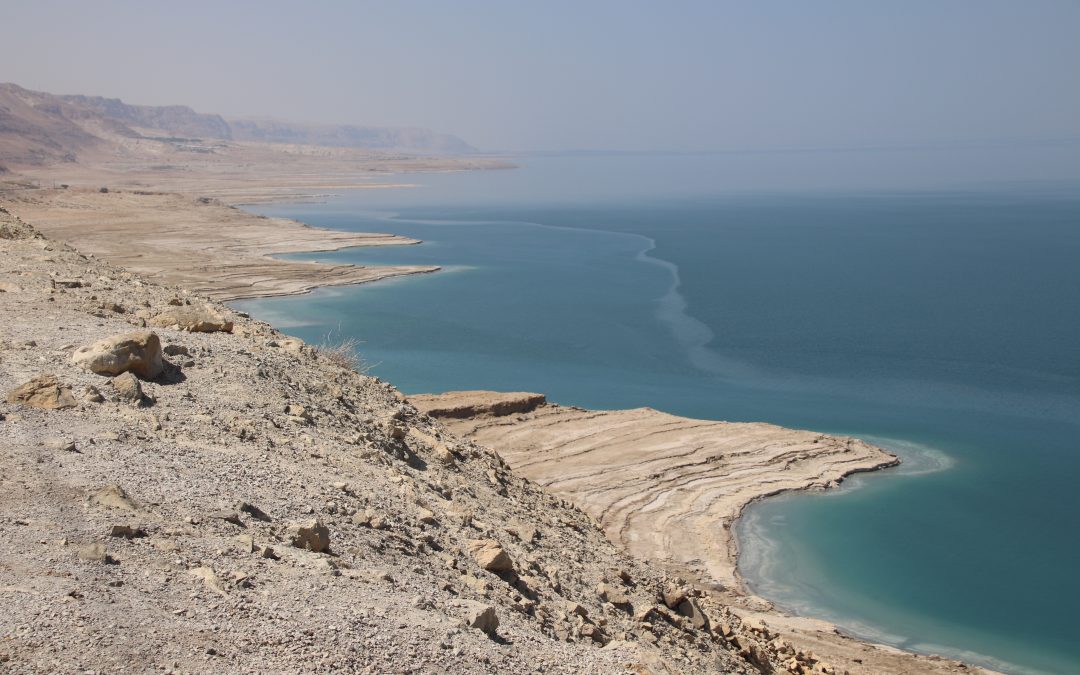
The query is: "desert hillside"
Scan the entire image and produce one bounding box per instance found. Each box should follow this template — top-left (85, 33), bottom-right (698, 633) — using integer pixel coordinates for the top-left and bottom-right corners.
top-left (0, 207), bottom-right (762, 673)
top-left (0, 83), bottom-right (474, 170)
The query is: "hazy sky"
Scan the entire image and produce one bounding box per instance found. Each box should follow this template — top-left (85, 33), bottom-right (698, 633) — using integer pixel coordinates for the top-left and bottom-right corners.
top-left (3, 0), bottom-right (1079, 151)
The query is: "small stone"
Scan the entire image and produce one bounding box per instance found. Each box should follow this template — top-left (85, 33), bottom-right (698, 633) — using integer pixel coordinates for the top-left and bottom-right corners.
top-left (461, 602), bottom-right (499, 636)
top-left (77, 542), bottom-right (108, 562)
top-left (237, 501), bottom-right (271, 522)
top-left (210, 510), bottom-right (244, 526)
top-left (597, 582), bottom-right (630, 606)
top-left (564, 601), bottom-right (588, 618)
top-left (417, 507), bottom-right (438, 525)
top-left (109, 524), bottom-right (146, 539)
top-left (289, 519), bottom-right (330, 553)
top-left (163, 344), bottom-right (189, 357)
top-left (111, 372), bottom-right (144, 404)
top-left (676, 598), bottom-right (711, 630)
top-left (89, 485), bottom-right (137, 511)
top-left (662, 585), bottom-right (688, 610)
top-left (189, 566), bottom-right (228, 596)
top-left (45, 437), bottom-right (77, 453)
top-left (467, 539), bottom-right (513, 573)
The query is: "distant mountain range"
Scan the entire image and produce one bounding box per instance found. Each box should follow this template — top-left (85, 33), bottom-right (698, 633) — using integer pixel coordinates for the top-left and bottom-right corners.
top-left (0, 82), bottom-right (474, 167)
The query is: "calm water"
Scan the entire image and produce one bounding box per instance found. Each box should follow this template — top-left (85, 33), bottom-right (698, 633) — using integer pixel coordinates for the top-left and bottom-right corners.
top-left (235, 151), bottom-right (1080, 674)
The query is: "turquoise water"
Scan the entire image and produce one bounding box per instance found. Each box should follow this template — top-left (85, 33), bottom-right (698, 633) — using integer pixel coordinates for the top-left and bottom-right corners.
top-left (234, 151), bottom-right (1080, 674)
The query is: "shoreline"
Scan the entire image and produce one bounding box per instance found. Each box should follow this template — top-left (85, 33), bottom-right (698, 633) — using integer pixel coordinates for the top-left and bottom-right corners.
top-left (727, 455), bottom-right (902, 595)
top-left (0, 165), bottom-right (992, 673)
top-left (410, 392), bottom-right (901, 595)
top-left (411, 393), bottom-right (999, 673)
top-left (3, 187), bottom-right (441, 302)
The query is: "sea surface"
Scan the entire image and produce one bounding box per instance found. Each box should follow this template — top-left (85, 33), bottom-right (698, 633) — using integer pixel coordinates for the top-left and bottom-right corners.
top-left (234, 148), bottom-right (1080, 674)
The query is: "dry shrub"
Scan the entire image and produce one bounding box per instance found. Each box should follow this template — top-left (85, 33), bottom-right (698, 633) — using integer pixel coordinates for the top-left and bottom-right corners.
top-left (316, 331), bottom-right (376, 373)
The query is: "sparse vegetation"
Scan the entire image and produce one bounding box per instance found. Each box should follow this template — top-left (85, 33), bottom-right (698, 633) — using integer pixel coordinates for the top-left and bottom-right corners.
top-left (316, 328), bottom-right (375, 373)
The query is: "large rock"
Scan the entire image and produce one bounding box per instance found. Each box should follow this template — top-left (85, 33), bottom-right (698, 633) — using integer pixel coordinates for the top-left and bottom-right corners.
top-left (467, 539), bottom-right (514, 573)
top-left (6, 374), bottom-right (76, 409)
top-left (72, 331), bottom-right (163, 380)
top-left (289, 519), bottom-right (331, 553)
top-left (149, 304), bottom-right (233, 333)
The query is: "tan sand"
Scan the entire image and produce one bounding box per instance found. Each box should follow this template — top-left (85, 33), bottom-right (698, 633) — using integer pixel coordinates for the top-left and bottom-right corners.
top-left (4, 188), bottom-right (437, 301)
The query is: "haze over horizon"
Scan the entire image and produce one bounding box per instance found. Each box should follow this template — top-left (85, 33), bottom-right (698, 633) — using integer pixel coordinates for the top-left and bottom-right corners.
top-left (2, 0), bottom-right (1079, 153)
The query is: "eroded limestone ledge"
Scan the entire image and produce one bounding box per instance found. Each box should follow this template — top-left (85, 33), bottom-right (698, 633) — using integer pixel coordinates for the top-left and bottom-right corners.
top-left (413, 391), bottom-right (899, 592)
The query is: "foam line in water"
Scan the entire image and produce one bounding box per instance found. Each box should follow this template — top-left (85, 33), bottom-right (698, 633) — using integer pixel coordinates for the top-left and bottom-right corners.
top-left (633, 236), bottom-right (764, 381)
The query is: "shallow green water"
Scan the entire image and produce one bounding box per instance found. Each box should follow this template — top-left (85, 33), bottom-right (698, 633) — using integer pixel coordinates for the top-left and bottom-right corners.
top-left (235, 152), bottom-right (1080, 674)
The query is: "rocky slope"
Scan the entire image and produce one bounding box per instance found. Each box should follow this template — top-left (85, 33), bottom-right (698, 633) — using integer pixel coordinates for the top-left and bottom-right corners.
top-left (0, 207), bottom-right (775, 673)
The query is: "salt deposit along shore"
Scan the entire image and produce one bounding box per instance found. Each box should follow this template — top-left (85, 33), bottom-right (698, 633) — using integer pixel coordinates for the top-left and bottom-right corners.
top-left (0, 182), bottom-right (991, 672)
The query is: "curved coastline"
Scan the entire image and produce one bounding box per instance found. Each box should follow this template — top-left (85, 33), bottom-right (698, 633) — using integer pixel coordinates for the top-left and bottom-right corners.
top-left (17, 182), bottom-right (989, 672)
top-left (234, 205), bottom-right (988, 671)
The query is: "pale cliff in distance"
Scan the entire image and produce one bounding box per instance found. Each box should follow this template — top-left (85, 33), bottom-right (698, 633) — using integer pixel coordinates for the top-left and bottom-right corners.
top-left (0, 82), bottom-right (476, 168)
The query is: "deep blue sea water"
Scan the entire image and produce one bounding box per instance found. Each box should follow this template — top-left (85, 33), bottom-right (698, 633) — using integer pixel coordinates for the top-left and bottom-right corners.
top-left (234, 150), bottom-right (1080, 674)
